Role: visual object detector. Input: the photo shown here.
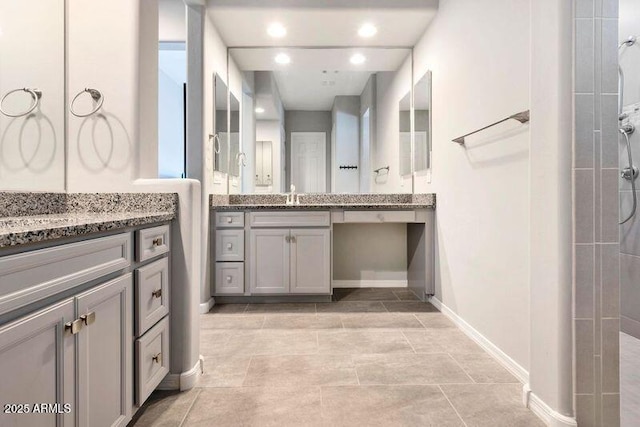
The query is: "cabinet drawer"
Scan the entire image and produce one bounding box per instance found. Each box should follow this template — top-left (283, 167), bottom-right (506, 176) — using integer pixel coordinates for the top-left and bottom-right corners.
top-left (0, 233), bottom-right (131, 316)
top-left (215, 262), bottom-right (245, 295)
top-left (136, 225), bottom-right (170, 263)
top-left (216, 212), bottom-right (245, 228)
top-left (216, 230), bottom-right (245, 262)
top-left (343, 210), bottom-right (416, 223)
top-left (135, 258), bottom-right (170, 336)
top-left (250, 211), bottom-right (330, 228)
top-left (135, 317), bottom-right (170, 406)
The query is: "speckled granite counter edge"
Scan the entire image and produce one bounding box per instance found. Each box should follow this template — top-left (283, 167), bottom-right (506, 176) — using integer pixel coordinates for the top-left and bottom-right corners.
top-left (210, 193), bottom-right (436, 210)
top-left (0, 192), bottom-right (179, 248)
top-left (0, 213), bottom-right (175, 248)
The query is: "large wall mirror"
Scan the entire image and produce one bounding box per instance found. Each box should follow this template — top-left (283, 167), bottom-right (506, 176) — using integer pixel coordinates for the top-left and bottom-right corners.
top-left (0, 0), bottom-right (66, 191)
top-left (230, 47), bottom-right (413, 195)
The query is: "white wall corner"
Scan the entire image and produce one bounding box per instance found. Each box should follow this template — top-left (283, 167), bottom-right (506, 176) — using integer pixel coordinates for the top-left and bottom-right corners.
top-left (523, 384), bottom-right (577, 427)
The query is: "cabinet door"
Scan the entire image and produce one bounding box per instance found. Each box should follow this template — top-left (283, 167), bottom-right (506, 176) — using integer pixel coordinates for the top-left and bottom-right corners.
top-left (0, 299), bottom-right (75, 427)
top-left (76, 274), bottom-right (133, 427)
top-left (290, 229), bottom-right (331, 294)
top-left (249, 229), bottom-right (290, 294)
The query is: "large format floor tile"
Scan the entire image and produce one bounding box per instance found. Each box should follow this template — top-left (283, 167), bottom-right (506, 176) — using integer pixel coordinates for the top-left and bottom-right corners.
top-left (440, 384), bottom-right (545, 427)
top-left (318, 330), bottom-right (414, 354)
top-left (182, 387), bottom-right (324, 427)
top-left (321, 385), bottom-right (465, 426)
top-left (133, 291), bottom-right (543, 427)
top-left (262, 314), bottom-right (343, 329)
top-left (403, 328), bottom-right (484, 353)
top-left (129, 389), bottom-right (200, 427)
top-left (353, 353), bottom-right (473, 385)
top-left (243, 354), bottom-right (358, 387)
top-left (340, 313), bottom-right (424, 329)
top-left (316, 300), bottom-right (387, 313)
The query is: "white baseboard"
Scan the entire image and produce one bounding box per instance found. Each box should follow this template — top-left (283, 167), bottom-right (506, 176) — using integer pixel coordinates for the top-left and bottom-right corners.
top-left (429, 296), bottom-right (576, 427)
top-left (332, 280), bottom-right (407, 289)
top-left (199, 298), bottom-right (214, 314)
top-left (427, 296), bottom-right (529, 384)
top-left (157, 357), bottom-right (203, 391)
top-left (523, 384), bottom-right (577, 427)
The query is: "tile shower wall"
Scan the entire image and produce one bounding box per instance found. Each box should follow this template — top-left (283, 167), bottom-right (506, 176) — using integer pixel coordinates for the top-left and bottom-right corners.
top-left (619, 0), bottom-right (640, 342)
top-left (574, 1), bottom-right (621, 426)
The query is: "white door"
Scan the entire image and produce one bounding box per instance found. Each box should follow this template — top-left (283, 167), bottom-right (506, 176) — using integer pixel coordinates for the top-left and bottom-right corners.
top-left (360, 109), bottom-right (371, 193)
top-left (291, 132), bottom-right (326, 193)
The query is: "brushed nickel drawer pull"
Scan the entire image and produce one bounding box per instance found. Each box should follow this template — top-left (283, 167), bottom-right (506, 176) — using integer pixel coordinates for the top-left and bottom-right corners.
top-left (65, 319), bottom-right (83, 335)
top-left (226, 275), bottom-right (232, 283)
top-left (152, 237), bottom-right (163, 247)
top-left (226, 242), bottom-right (233, 250)
top-left (152, 352), bottom-right (162, 364)
top-left (226, 217), bottom-right (233, 223)
top-left (80, 312), bottom-right (96, 326)
top-left (152, 289), bottom-right (162, 298)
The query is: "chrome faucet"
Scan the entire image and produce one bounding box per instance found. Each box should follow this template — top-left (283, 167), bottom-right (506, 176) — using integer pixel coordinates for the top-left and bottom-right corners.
top-left (286, 184), bottom-right (300, 205)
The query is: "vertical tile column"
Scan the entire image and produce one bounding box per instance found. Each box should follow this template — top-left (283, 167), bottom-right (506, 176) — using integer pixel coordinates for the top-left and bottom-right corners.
top-left (574, 0), bottom-right (621, 426)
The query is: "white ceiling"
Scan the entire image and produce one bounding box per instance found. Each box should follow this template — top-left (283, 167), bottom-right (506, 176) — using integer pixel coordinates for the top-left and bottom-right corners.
top-left (274, 70), bottom-right (372, 111)
top-left (206, 0), bottom-right (438, 47)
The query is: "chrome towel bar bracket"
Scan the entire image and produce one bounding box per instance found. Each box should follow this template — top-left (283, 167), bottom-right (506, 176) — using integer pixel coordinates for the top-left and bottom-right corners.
top-left (453, 110), bottom-right (530, 145)
top-left (70, 88), bottom-right (104, 117)
top-left (374, 166), bottom-right (390, 175)
top-left (0, 88), bottom-right (42, 117)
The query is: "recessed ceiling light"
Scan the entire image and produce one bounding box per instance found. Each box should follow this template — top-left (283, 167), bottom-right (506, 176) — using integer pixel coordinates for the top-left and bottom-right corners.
top-left (350, 54), bottom-right (366, 65)
top-left (358, 24), bottom-right (377, 38)
top-left (267, 23), bottom-right (287, 38)
top-left (255, 107), bottom-right (265, 114)
top-left (275, 53), bottom-right (291, 65)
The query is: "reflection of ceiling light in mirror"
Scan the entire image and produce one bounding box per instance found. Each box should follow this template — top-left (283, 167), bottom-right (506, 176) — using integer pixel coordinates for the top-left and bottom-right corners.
top-left (255, 107), bottom-right (265, 114)
top-left (350, 54), bottom-right (366, 65)
top-left (267, 23), bottom-right (287, 38)
top-left (275, 53), bottom-right (291, 64)
top-left (358, 24), bottom-right (377, 38)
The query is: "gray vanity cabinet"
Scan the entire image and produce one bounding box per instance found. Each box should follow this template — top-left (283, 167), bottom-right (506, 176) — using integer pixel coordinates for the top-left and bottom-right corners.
top-left (290, 229), bottom-right (330, 294)
top-left (249, 228), bottom-right (330, 295)
top-left (0, 299), bottom-right (76, 427)
top-left (249, 229), bottom-right (291, 294)
top-left (76, 274), bottom-right (132, 427)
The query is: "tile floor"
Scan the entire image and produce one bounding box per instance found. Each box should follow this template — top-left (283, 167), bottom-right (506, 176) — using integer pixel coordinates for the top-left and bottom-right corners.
top-left (621, 332), bottom-right (640, 427)
top-left (130, 288), bottom-right (543, 427)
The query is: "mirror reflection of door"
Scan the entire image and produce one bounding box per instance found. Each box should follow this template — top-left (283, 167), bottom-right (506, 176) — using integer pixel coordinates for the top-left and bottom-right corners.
top-left (360, 109), bottom-right (371, 193)
top-left (291, 132), bottom-right (327, 193)
top-left (255, 140), bottom-right (273, 193)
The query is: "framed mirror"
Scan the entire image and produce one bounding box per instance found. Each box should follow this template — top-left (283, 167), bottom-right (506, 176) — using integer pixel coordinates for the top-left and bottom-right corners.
top-left (213, 74), bottom-right (228, 174)
top-left (399, 90), bottom-right (412, 177)
top-left (413, 71), bottom-right (432, 173)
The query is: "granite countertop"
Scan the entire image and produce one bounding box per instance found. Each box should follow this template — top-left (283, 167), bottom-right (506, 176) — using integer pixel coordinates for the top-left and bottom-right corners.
top-left (210, 193), bottom-right (436, 211)
top-left (0, 192), bottom-right (178, 248)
